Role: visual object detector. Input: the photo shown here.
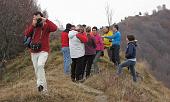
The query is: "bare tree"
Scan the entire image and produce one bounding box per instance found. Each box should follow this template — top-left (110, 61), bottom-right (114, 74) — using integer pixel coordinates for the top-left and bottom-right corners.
top-left (0, 0), bottom-right (41, 60)
top-left (55, 18), bottom-right (64, 30)
top-left (105, 3), bottom-right (113, 27)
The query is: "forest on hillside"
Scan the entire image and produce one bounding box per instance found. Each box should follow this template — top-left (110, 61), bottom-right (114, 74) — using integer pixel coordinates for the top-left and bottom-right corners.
top-left (0, 0), bottom-right (42, 60)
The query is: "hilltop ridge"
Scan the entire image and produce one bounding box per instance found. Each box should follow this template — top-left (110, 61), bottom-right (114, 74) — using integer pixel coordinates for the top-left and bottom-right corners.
top-left (0, 40), bottom-right (170, 102)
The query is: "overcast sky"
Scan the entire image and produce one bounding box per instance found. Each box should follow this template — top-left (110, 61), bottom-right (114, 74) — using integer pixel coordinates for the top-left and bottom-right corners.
top-left (37, 0), bottom-right (170, 28)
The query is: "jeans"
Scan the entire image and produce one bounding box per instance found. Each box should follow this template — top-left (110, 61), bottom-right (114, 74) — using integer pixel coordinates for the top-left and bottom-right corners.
top-left (111, 44), bottom-right (120, 65)
top-left (117, 60), bottom-right (137, 82)
top-left (31, 51), bottom-right (48, 92)
top-left (61, 47), bottom-right (72, 74)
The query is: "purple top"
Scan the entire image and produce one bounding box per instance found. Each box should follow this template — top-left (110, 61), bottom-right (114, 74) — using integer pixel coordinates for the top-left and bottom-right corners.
top-left (85, 34), bottom-right (96, 55)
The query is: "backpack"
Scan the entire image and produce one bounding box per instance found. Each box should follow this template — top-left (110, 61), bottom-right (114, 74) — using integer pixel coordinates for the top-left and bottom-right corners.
top-left (23, 29), bottom-right (35, 48)
top-left (23, 28), bottom-right (43, 52)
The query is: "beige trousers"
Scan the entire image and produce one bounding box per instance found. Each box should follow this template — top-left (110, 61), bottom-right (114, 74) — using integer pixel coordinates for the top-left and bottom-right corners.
top-left (31, 51), bottom-right (48, 92)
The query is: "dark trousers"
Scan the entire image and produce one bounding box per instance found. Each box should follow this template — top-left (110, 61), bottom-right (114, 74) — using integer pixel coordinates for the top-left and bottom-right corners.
top-left (82, 55), bottom-right (95, 78)
top-left (111, 44), bottom-right (120, 65)
top-left (71, 56), bottom-right (85, 81)
top-left (117, 60), bottom-right (137, 82)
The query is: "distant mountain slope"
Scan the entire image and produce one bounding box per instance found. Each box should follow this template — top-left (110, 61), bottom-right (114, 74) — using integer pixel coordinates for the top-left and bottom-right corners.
top-left (119, 9), bottom-right (170, 88)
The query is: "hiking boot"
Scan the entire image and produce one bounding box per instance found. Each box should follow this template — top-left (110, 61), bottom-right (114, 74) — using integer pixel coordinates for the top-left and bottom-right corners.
top-left (38, 85), bottom-right (44, 92)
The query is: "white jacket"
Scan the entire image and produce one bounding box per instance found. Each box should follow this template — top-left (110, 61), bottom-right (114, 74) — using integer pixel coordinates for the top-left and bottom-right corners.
top-left (68, 30), bottom-right (85, 58)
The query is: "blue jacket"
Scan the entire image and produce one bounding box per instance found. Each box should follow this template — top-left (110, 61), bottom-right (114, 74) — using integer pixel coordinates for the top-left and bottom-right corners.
top-left (104, 31), bottom-right (121, 45)
top-left (125, 41), bottom-right (137, 59)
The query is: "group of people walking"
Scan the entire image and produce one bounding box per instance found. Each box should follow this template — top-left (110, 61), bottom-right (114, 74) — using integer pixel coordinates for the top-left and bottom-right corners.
top-left (61, 24), bottom-right (104, 82)
top-left (24, 11), bottom-right (138, 95)
top-left (61, 23), bottom-right (136, 83)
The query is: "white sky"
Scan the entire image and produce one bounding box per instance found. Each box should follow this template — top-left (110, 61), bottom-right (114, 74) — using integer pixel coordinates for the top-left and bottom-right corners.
top-left (37, 0), bottom-right (170, 28)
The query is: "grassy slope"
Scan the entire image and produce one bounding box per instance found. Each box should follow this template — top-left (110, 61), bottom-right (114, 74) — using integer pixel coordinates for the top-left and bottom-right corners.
top-left (0, 40), bottom-right (170, 102)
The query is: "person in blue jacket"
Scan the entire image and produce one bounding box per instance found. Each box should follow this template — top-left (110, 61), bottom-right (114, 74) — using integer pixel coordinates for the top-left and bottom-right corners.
top-left (104, 24), bottom-right (121, 66)
top-left (117, 35), bottom-right (137, 82)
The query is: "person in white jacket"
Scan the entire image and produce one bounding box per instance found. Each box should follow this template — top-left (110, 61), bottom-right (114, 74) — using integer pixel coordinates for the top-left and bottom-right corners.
top-left (68, 25), bottom-right (88, 82)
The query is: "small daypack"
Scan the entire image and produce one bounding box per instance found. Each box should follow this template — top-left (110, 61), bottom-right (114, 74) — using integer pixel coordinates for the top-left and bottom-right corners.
top-left (23, 29), bottom-right (35, 48)
top-left (23, 28), bottom-right (42, 52)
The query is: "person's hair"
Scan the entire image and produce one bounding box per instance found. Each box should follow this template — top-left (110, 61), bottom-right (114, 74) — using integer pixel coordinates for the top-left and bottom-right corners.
top-left (77, 25), bottom-right (84, 32)
top-left (86, 26), bottom-right (91, 33)
top-left (82, 24), bottom-right (86, 28)
top-left (92, 26), bottom-right (97, 31)
top-left (105, 26), bottom-right (109, 30)
top-left (66, 23), bottom-right (72, 29)
top-left (127, 35), bottom-right (135, 41)
top-left (33, 11), bottom-right (44, 17)
top-left (71, 25), bottom-right (75, 27)
top-left (113, 24), bottom-right (119, 30)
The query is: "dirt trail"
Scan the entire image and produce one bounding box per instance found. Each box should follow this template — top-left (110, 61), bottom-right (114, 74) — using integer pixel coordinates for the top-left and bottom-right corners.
top-left (73, 83), bottom-right (108, 102)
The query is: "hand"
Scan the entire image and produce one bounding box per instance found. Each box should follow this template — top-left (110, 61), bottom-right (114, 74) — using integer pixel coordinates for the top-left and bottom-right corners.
top-left (32, 19), bottom-right (37, 27)
top-left (41, 17), bottom-right (47, 22)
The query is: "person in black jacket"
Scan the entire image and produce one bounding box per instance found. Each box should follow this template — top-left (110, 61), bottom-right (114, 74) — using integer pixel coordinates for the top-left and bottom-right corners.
top-left (117, 35), bottom-right (137, 82)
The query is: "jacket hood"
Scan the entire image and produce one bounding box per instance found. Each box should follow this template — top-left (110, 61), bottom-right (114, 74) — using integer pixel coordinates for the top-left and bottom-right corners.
top-left (68, 30), bottom-right (78, 39)
top-left (128, 40), bottom-right (137, 47)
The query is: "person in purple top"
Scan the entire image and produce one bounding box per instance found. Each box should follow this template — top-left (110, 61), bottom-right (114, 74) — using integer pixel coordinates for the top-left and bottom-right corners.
top-left (82, 26), bottom-right (96, 79)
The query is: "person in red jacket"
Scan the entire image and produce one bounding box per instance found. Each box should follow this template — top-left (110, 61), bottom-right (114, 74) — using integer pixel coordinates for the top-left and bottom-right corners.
top-left (61, 23), bottom-right (72, 75)
top-left (24, 11), bottom-right (57, 94)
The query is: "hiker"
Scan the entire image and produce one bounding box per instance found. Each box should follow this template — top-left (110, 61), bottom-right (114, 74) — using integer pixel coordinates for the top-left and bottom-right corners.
top-left (116, 35), bottom-right (137, 82)
top-left (92, 26), bottom-right (104, 74)
top-left (104, 24), bottom-right (121, 66)
top-left (82, 26), bottom-right (96, 79)
top-left (61, 23), bottom-right (72, 75)
top-left (24, 11), bottom-right (57, 93)
top-left (68, 25), bottom-right (88, 82)
top-left (103, 26), bottom-right (113, 61)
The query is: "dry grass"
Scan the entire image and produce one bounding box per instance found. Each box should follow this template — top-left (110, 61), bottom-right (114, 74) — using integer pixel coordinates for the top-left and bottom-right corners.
top-left (84, 57), bottom-right (170, 102)
top-left (0, 40), bottom-right (170, 102)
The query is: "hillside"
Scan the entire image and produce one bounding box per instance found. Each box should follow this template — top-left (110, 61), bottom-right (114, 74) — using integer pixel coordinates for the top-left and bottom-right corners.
top-left (119, 9), bottom-right (170, 88)
top-left (0, 40), bottom-right (170, 102)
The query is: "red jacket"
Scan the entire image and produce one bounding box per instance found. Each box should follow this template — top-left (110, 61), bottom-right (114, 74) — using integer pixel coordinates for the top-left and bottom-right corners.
top-left (24, 19), bottom-right (57, 53)
top-left (61, 29), bottom-right (70, 47)
top-left (76, 32), bottom-right (88, 43)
